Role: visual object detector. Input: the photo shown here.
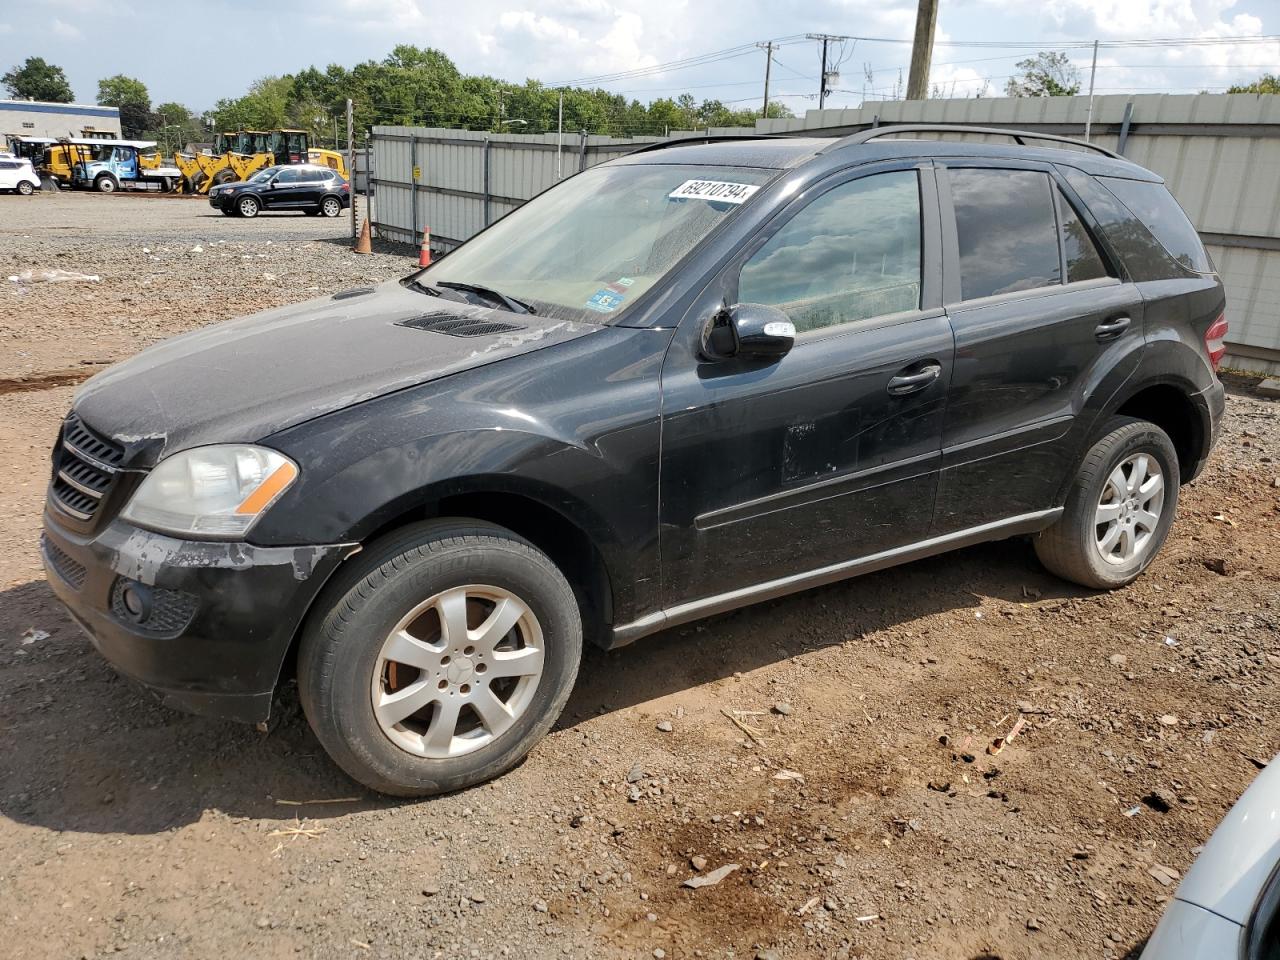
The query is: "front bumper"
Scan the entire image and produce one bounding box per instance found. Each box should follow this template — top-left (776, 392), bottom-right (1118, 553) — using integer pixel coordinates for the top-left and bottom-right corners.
top-left (41, 511), bottom-right (355, 723)
top-left (208, 192), bottom-right (233, 210)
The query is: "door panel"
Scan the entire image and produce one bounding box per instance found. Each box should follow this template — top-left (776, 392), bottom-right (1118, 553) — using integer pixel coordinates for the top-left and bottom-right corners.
top-left (933, 162), bottom-right (1146, 533)
top-left (660, 315), bottom-right (953, 606)
top-left (658, 162), bottom-right (952, 608)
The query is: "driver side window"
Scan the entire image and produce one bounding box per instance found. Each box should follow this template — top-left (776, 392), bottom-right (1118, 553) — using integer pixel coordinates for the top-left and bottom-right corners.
top-left (738, 170), bottom-right (922, 333)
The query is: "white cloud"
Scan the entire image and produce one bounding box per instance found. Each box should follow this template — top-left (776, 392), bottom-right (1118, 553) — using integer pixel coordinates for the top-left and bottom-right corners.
top-left (51, 18), bottom-right (82, 39)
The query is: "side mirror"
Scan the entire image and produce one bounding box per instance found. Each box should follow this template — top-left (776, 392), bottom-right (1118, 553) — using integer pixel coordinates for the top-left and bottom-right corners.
top-left (268, 178), bottom-right (279, 188)
top-left (700, 303), bottom-right (796, 362)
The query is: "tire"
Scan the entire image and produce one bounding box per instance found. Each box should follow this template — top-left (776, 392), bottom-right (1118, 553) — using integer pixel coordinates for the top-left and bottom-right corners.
top-left (95, 175), bottom-right (117, 194)
top-left (17, 180), bottom-right (34, 196)
top-left (237, 195), bottom-right (260, 218)
top-left (1034, 416), bottom-right (1180, 590)
top-left (320, 196), bottom-right (342, 218)
top-left (297, 519), bottom-right (582, 797)
top-left (210, 170), bottom-right (236, 187)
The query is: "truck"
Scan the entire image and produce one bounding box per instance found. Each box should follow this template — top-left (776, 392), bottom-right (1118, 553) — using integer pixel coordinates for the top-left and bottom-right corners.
top-left (71, 141), bottom-right (183, 193)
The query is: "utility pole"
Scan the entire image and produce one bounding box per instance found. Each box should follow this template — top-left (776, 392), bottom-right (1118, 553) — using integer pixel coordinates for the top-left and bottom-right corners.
top-left (756, 41), bottom-right (775, 116)
top-left (906, 0), bottom-right (938, 100)
top-left (346, 98), bottom-right (355, 239)
top-left (557, 89), bottom-right (564, 179)
top-left (1084, 39), bottom-right (1100, 141)
top-left (806, 34), bottom-right (849, 110)
top-left (819, 36), bottom-right (829, 108)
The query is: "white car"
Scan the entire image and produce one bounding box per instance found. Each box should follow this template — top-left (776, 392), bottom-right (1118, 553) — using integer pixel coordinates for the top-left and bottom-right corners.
top-left (1143, 755), bottom-right (1280, 958)
top-left (0, 156), bottom-right (41, 195)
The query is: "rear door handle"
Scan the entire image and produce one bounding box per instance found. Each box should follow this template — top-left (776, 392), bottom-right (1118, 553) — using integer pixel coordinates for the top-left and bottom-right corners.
top-left (1094, 315), bottom-right (1131, 342)
top-left (887, 362), bottom-right (942, 396)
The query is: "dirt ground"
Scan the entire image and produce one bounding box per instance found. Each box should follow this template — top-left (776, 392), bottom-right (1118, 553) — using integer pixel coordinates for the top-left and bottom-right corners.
top-left (1, 191), bottom-right (1278, 960)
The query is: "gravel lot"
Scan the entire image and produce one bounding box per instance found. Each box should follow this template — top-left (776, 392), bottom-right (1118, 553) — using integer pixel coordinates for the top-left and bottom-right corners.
top-left (1, 191), bottom-right (1278, 960)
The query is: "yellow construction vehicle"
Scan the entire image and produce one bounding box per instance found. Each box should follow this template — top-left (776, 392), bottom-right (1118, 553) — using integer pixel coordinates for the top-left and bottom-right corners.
top-left (174, 129), bottom-right (348, 194)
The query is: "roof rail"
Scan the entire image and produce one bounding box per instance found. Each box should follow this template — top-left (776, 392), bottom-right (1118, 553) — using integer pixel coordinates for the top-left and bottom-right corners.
top-left (825, 124), bottom-right (1121, 159)
top-left (624, 133), bottom-right (782, 156)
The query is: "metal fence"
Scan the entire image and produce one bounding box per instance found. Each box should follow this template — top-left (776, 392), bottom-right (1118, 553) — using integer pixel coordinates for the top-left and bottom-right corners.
top-left (370, 94), bottom-right (1280, 373)
top-left (368, 127), bottom-right (666, 251)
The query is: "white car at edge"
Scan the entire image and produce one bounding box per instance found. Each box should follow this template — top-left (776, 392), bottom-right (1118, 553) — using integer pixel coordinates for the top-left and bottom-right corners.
top-left (0, 156), bottom-right (41, 195)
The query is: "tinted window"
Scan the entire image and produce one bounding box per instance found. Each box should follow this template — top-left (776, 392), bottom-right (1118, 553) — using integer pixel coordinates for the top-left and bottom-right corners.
top-left (1056, 189), bottom-right (1109, 283)
top-left (0, 161), bottom-right (15, 169)
top-left (1098, 177), bottom-right (1212, 273)
top-left (951, 169), bottom-right (1061, 300)
top-left (275, 168), bottom-right (300, 183)
top-left (738, 171), bottom-right (921, 332)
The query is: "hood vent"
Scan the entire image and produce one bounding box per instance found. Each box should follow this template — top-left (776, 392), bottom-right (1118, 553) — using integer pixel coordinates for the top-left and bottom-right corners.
top-left (331, 287), bottom-right (375, 301)
top-left (397, 313), bottom-right (525, 338)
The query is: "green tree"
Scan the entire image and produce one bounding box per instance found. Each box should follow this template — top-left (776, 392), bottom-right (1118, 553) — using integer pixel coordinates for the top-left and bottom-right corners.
top-left (1005, 52), bottom-right (1081, 97)
top-left (3, 56), bottom-right (74, 102)
top-left (148, 102), bottom-right (206, 151)
top-left (97, 74), bottom-right (152, 137)
top-left (1228, 73), bottom-right (1280, 94)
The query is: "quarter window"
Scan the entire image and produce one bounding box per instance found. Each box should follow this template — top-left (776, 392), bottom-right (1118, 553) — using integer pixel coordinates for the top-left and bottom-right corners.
top-left (1098, 176), bottom-right (1212, 273)
top-left (738, 170), bottom-right (922, 332)
top-left (951, 169), bottom-right (1061, 300)
top-left (1056, 188), bottom-right (1110, 283)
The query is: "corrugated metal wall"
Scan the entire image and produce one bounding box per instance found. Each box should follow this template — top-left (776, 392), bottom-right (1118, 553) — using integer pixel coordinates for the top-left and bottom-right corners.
top-left (369, 127), bottom-right (665, 250)
top-left (371, 94), bottom-right (1280, 373)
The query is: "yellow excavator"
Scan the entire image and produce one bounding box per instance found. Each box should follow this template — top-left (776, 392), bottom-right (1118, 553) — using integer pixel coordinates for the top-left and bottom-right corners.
top-left (174, 129), bottom-right (348, 194)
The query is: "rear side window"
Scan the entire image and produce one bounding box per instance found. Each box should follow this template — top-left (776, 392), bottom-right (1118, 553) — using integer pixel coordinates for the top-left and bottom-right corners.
top-left (950, 169), bottom-right (1061, 300)
top-left (1055, 188), bottom-right (1110, 283)
top-left (738, 170), bottom-right (922, 332)
top-left (1098, 177), bottom-right (1212, 273)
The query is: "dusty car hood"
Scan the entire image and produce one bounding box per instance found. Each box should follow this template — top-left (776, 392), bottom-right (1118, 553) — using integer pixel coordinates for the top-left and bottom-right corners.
top-left (73, 280), bottom-right (598, 467)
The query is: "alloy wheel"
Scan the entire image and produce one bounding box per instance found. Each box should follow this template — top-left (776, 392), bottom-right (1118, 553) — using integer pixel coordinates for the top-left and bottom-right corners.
top-left (370, 585), bottom-right (545, 759)
top-left (1094, 453), bottom-right (1164, 565)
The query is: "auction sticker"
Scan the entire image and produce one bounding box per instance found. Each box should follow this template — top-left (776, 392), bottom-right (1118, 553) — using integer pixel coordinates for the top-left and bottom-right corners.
top-left (668, 179), bottom-right (760, 204)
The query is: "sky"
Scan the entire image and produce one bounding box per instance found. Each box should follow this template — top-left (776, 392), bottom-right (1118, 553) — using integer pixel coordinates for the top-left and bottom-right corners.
top-left (1, 0), bottom-right (1278, 116)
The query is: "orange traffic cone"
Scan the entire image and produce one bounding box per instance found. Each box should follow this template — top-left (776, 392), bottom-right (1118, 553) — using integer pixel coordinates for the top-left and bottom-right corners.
top-left (418, 227), bottom-right (432, 267)
top-left (353, 218), bottom-right (372, 255)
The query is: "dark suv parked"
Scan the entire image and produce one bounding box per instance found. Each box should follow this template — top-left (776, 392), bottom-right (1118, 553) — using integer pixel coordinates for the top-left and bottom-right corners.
top-left (208, 163), bottom-right (350, 218)
top-left (43, 125), bottom-right (1226, 796)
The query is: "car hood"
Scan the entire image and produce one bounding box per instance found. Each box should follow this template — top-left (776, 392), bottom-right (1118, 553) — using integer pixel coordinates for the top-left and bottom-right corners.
top-left (73, 280), bottom-right (599, 467)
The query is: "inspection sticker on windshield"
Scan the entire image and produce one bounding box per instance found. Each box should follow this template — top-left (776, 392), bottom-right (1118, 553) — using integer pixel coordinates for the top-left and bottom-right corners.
top-left (668, 179), bottom-right (760, 204)
top-left (585, 289), bottom-right (625, 313)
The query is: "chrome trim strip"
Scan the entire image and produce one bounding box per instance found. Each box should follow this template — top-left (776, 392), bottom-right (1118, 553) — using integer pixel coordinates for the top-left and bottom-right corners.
top-left (62, 437), bottom-right (119, 474)
top-left (610, 508), bottom-right (1063, 646)
top-left (49, 490), bottom-right (93, 521)
top-left (57, 468), bottom-right (105, 499)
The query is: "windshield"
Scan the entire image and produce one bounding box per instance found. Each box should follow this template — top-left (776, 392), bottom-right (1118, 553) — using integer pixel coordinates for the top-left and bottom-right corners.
top-left (416, 163), bottom-right (775, 322)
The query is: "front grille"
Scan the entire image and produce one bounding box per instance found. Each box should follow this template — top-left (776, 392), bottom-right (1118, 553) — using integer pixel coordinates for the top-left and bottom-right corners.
top-left (110, 579), bottom-right (199, 635)
top-left (50, 414), bottom-right (124, 523)
top-left (397, 313), bottom-right (525, 337)
top-left (41, 535), bottom-right (87, 589)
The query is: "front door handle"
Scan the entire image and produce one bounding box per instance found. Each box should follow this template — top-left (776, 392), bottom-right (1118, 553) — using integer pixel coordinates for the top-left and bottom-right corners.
top-left (1094, 315), bottom-right (1131, 342)
top-left (887, 362), bottom-right (942, 396)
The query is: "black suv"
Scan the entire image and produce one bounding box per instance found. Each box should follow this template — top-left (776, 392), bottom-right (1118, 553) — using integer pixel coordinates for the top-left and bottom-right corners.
top-left (208, 163), bottom-right (350, 218)
top-left (43, 125), bottom-right (1226, 796)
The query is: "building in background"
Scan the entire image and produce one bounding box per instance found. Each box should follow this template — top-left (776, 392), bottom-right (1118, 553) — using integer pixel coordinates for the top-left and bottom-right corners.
top-left (0, 99), bottom-right (122, 140)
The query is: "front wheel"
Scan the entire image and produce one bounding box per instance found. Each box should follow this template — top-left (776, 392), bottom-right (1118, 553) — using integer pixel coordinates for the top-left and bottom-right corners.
top-left (17, 180), bottom-right (34, 196)
top-left (237, 196), bottom-right (260, 218)
top-left (1035, 416), bottom-right (1180, 589)
top-left (95, 175), bottom-right (117, 194)
top-left (297, 519), bottom-right (582, 797)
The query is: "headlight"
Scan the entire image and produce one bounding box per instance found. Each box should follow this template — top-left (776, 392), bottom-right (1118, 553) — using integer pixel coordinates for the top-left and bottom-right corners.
top-left (121, 445), bottom-right (298, 538)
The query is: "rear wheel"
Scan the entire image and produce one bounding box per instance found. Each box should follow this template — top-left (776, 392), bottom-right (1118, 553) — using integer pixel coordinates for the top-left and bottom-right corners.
top-left (320, 196), bottom-right (342, 218)
top-left (17, 180), bottom-right (34, 196)
top-left (297, 519), bottom-right (582, 797)
top-left (95, 175), bottom-right (117, 194)
top-left (237, 195), bottom-right (260, 218)
top-left (1034, 416), bottom-right (1179, 589)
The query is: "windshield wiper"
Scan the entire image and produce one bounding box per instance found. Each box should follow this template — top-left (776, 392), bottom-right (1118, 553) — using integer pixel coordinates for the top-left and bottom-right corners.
top-left (435, 281), bottom-right (537, 315)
